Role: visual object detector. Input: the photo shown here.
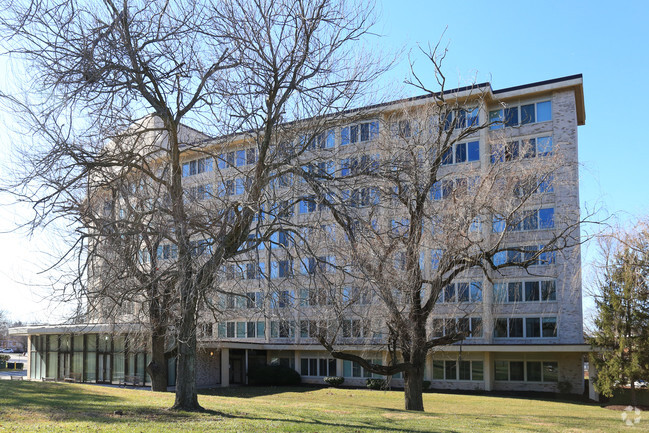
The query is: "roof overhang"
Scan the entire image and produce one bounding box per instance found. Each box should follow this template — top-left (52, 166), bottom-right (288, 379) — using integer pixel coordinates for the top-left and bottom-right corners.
top-left (9, 323), bottom-right (144, 337)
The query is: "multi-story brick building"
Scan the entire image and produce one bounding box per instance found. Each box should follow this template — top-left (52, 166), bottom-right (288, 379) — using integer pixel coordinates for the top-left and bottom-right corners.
top-left (11, 74), bottom-right (589, 395)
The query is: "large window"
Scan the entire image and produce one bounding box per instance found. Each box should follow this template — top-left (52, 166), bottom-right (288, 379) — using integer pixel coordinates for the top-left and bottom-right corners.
top-left (301, 357), bottom-right (336, 377)
top-left (182, 157), bottom-right (214, 177)
top-left (495, 360), bottom-right (559, 382)
top-left (494, 280), bottom-right (557, 303)
top-left (493, 245), bottom-right (556, 267)
top-left (491, 136), bottom-right (554, 163)
top-left (432, 360), bottom-right (483, 381)
top-left (494, 316), bottom-right (557, 338)
top-left (489, 101), bottom-right (551, 129)
top-left (440, 282), bottom-right (482, 303)
top-left (341, 121), bottom-right (379, 146)
top-left (441, 141), bottom-right (480, 165)
top-left (492, 208), bottom-right (554, 233)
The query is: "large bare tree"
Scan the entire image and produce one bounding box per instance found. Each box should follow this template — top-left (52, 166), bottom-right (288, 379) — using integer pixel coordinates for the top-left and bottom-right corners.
top-left (282, 47), bottom-right (586, 411)
top-left (0, 0), bottom-right (383, 411)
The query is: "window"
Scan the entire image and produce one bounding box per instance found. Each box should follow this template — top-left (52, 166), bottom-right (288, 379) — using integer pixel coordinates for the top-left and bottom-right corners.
top-left (341, 121), bottom-right (379, 146)
top-left (301, 357), bottom-right (336, 377)
top-left (299, 196), bottom-right (317, 214)
top-left (340, 154), bottom-right (379, 176)
top-left (432, 360), bottom-right (483, 381)
top-left (542, 317), bottom-right (557, 337)
top-left (495, 316), bottom-right (557, 338)
top-left (342, 359), bottom-right (382, 378)
top-left (270, 260), bottom-right (292, 279)
top-left (491, 136), bottom-right (553, 162)
top-left (444, 108), bottom-right (479, 130)
top-left (494, 208), bottom-right (554, 233)
top-left (182, 157), bottom-right (213, 177)
top-left (217, 152), bottom-right (235, 169)
top-left (494, 361), bottom-right (525, 381)
top-left (495, 280), bottom-right (557, 303)
top-left (441, 141), bottom-right (480, 165)
top-left (270, 320), bottom-right (294, 338)
top-left (489, 101), bottom-right (551, 129)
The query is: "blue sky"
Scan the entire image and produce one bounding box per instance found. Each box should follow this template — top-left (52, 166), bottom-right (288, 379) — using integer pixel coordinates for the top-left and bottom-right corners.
top-left (1, 0), bottom-right (648, 323)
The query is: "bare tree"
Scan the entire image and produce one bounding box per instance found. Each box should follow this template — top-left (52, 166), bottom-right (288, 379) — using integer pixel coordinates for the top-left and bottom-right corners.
top-left (0, 0), bottom-right (383, 411)
top-left (282, 47), bottom-right (585, 411)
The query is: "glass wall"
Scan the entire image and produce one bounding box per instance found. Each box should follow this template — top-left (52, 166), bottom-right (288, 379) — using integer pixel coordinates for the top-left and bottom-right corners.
top-left (26, 332), bottom-right (150, 385)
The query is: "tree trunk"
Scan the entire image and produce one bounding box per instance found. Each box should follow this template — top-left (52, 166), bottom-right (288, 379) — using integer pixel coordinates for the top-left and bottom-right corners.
top-left (630, 381), bottom-right (637, 408)
top-left (403, 361), bottom-right (425, 411)
top-left (147, 332), bottom-right (168, 392)
top-left (171, 300), bottom-right (201, 411)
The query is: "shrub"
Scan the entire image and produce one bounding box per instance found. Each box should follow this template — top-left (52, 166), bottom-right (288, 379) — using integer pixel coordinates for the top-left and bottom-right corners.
top-left (366, 378), bottom-right (387, 390)
top-left (557, 381), bottom-right (573, 394)
top-left (323, 376), bottom-right (344, 387)
top-left (247, 364), bottom-right (301, 386)
top-left (0, 354), bottom-right (10, 363)
top-left (422, 380), bottom-right (431, 390)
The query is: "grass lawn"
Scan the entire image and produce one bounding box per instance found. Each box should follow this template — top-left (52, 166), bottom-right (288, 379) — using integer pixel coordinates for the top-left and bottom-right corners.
top-left (0, 381), bottom-right (640, 432)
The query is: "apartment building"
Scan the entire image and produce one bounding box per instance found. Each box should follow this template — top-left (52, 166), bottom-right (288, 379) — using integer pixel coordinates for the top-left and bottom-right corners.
top-left (11, 74), bottom-right (589, 395)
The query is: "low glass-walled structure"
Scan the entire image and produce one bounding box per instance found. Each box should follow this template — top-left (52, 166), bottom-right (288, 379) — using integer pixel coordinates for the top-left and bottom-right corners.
top-left (13, 324), bottom-right (150, 385)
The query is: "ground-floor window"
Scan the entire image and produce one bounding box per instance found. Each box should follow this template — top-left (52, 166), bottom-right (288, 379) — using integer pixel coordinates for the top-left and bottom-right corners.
top-left (342, 359), bottom-right (399, 379)
top-left (300, 357), bottom-right (336, 377)
top-left (432, 360), bottom-right (483, 381)
top-left (494, 360), bottom-right (558, 382)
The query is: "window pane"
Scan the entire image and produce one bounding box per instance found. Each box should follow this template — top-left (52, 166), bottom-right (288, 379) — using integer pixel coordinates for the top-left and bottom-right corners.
top-left (472, 361), bottom-right (484, 381)
top-left (543, 362), bottom-right (559, 382)
top-left (457, 283), bottom-right (469, 302)
top-left (510, 361), bottom-right (524, 381)
top-left (455, 142), bottom-right (467, 163)
top-left (433, 361), bottom-right (444, 380)
top-left (459, 361), bottom-right (471, 380)
top-left (521, 104), bottom-right (535, 124)
top-left (301, 359), bottom-right (309, 375)
top-left (537, 136), bottom-right (553, 156)
top-left (526, 318), bottom-right (541, 338)
top-left (489, 110), bottom-right (503, 130)
top-left (527, 361), bottom-right (542, 381)
top-left (467, 141), bottom-right (480, 161)
top-left (525, 281), bottom-right (540, 301)
top-left (471, 318), bottom-right (483, 337)
top-left (443, 284), bottom-right (455, 303)
top-left (445, 360), bottom-right (457, 381)
top-left (494, 318), bottom-right (508, 338)
top-left (539, 208), bottom-right (555, 229)
top-left (504, 107), bottom-right (518, 127)
top-left (441, 147), bottom-right (453, 165)
top-left (508, 282), bottom-right (522, 302)
top-left (542, 281), bottom-right (557, 301)
top-left (542, 317), bottom-right (557, 337)
top-left (470, 282), bottom-right (482, 302)
top-left (536, 101), bottom-right (552, 122)
top-left (509, 318), bottom-right (523, 338)
top-left (495, 361), bottom-right (509, 380)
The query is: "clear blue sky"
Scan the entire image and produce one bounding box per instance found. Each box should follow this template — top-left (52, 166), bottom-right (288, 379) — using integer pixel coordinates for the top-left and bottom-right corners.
top-left (1, 0), bottom-right (648, 323)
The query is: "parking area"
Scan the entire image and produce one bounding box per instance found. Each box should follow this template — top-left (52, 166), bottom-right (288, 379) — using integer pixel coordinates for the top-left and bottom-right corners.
top-left (0, 354), bottom-right (28, 380)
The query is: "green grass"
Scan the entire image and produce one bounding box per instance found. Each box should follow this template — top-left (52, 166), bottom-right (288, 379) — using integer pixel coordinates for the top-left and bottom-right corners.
top-left (0, 381), bottom-right (640, 432)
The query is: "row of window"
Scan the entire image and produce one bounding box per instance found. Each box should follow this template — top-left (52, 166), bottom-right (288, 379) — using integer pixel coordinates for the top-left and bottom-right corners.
top-left (490, 136), bottom-right (553, 163)
top-left (432, 360), bottom-right (484, 381)
top-left (217, 321), bottom-right (266, 339)
top-left (490, 101), bottom-right (552, 129)
top-left (492, 208), bottom-right (555, 233)
top-left (439, 282), bottom-right (483, 303)
top-left (494, 316), bottom-right (557, 339)
top-left (432, 317), bottom-right (483, 338)
top-left (493, 245), bottom-right (555, 266)
top-left (441, 141), bottom-right (480, 165)
top-left (494, 280), bottom-right (557, 303)
top-left (495, 360), bottom-right (558, 382)
top-left (217, 148), bottom-right (258, 169)
top-left (182, 157), bottom-right (213, 177)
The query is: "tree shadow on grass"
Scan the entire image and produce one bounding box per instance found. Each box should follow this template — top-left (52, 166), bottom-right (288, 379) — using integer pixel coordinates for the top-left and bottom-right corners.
top-left (0, 381), bottom-right (191, 425)
top-left (200, 385), bottom-right (318, 399)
